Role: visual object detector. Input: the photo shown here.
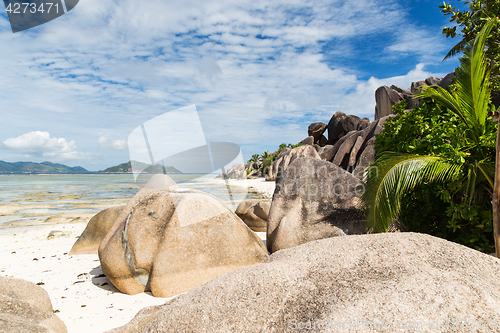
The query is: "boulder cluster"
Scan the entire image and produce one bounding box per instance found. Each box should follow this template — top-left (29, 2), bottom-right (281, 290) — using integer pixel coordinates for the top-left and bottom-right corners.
top-left (267, 73), bottom-right (455, 183)
top-left (57, 72), bottom-right (500, 332)
top-left (267, 112), bottom-right (382, 182)
top-left (374, 73), bottom-right (455, 120)
top-left (215, 162), bottom-right (263, 180)
top-left (72, 174), bottom-right (268, 298)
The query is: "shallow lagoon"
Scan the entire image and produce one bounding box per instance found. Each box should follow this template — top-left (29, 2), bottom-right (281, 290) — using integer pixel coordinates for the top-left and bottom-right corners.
top-left (0, 173), bottom-right (268, 227)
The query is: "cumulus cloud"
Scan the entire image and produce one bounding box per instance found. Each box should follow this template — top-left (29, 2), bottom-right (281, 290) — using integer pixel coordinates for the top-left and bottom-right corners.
top-left (0, 0), bottom-right (459, 167)
top-left (98, 136), bottom-right (128, 150)
top-left (1, 131), bottom-right (90, 160)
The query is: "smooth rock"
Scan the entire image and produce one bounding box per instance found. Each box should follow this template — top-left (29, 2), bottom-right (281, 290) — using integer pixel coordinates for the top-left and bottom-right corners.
top-left (302, 136), bottom-right (314, 145)
top-left (326, 111), bottom-right (346, 144)
top-left (348, 135), bottom-right (364, 167)
top-left (374, 85), bottom-right (405, 120)
top-left (0, 276), bottom-right (67, 333)
top-left (266, 145), bottom-right (320, 182)
top-left (267, 158), bottom-right (365, 253)
top-left (216, 163), bottom-right (247, 180)
top-left (47, 230), bottom-right (71, 240)
top-left (240, 202), bottom-right (271, 232)
top-left (307, 122), bottom-right (327, 143)
top-left (107, 233), bottom-right (500, 333)
top-left (99, 189), bottom-right (268, 297)
top-left (96, 174), bottom-right (179, 260)
top-left (327, 113), bottom-right (361, 145)
top-left (317, 145), bottom-right (335, 161)
top-left (235, 201), bottom-right (254, 219)
top-left (70, 206), bottom-right (125, 255)
top-left (318, 135), bottom-right (328, 147)
top-left (353, 137), bottom-right (377, 179)
top-left (358, 117), bottom-right (370, 130)
top-left (332, 131), bottom-right (363, 169)
top-left (247, 168), bottom-right (263, 179)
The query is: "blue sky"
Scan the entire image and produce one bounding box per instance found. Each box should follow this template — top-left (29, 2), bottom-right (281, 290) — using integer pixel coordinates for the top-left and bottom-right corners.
top-left (0, 0), bottom-right (465, 171)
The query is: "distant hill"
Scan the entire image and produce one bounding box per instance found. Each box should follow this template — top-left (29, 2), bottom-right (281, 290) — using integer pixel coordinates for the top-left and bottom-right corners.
top-left (0, 160), bottom-right (88, 174)
top-left (100, 160), bottom-right (181, 174)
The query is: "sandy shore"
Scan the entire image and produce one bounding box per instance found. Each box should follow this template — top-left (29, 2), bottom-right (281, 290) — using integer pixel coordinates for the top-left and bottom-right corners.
top-left (0, 178), bottom-right (273, 333)
top-left (213, 177), bottom-right (275, 200)
top-left (233, 177), bottom-right (275, 199)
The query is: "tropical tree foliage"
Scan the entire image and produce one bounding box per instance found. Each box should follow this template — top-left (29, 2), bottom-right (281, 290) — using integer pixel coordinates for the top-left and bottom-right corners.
top-left (362, 19), bottom-right (498, 252)
top-left (440, 1), bottom-right (500, 100)
top-left (374, 100), bottom-right (496, 251)
top-left (247, 142), bottom-right (303, 175)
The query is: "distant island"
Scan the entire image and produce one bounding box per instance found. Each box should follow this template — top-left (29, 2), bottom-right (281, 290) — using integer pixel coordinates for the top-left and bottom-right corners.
top-left (0, 160), bottom-right (88, 174)
top-left (0, 160), bottom-right (181, 174)
top-left (100, 161), bottom-right (181, 174)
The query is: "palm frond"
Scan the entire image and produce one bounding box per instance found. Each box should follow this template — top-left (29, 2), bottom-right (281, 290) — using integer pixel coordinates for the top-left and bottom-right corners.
top-left (362, 152), bottom-right (462, 233)
top-left (477, 160), bottom-right (495, 189)
top-left (417, 19), bottom-right (498, 145)
top-left (443, 38), bottom-right (470, 61)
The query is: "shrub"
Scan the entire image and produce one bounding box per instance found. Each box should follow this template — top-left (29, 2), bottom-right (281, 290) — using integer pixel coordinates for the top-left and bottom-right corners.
top-left (375, 99), bottom-right (496, 252)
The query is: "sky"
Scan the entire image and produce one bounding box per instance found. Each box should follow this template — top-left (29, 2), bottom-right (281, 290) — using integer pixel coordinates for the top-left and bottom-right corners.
top-left (0, 0), bottom-right (466, 171)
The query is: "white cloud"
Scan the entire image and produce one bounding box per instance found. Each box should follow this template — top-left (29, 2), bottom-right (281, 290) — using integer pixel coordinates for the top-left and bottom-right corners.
top-left (339, 63), bottom-right (447, 120)
top-left (0, 0), bottom-right (459, 168)
top-left (98, 136), bottom-right (128, 151)
top-left (1, 131), bottom-right (90, 160)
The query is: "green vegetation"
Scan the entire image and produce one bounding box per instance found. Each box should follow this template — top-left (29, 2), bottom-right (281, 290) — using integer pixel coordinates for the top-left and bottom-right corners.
top-left (440, 1), bottom-right (500, 100)
top-left (247, 142), bottom-right (303, 175)
top-left (363, 20), bottom-right (498, 253)
top-left (100, 160), bottom-right (181, 174)
top-left (0, 160), bottom-right (88, 174)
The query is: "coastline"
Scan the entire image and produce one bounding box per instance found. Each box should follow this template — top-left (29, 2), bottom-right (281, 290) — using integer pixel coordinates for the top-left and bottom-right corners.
top-left (0, 176), bottom-right (273, 332)
top-left (213, 177), bottom-right (276, 200)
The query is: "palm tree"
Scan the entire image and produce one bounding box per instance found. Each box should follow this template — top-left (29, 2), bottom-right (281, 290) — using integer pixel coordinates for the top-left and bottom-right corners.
top-left (247, 154), bottom-right (261, 164)
top-left (362, 18), bottom-right (500, 255)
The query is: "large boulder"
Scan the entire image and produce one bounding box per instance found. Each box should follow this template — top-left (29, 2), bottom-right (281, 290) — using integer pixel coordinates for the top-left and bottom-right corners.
top-left (374, 85), bottom-right (408, 120)
top-left (267, 158), bottom-right (365, 253)
top-left (327, 112), bottom-right (361, 145)
top-left (108, 233), bottom-right (500, 333)
top-left (99, 189), bottom-right (268, 298)
top-left (321, 119), bottom-right (382, 174)
top-left (302, 136), bottom-right (314, 145)
top-left (317, 135), bottom-right (328, 147)
top-left (307, 122), bottom-right (327, 143)
top-left (357, 117), bottom-right (370, 130)
top-left (235, 201), bottom-right (271, 232)
top-left (0, 276), bottom-right (67, 333)
top-left (70, 205), bottom-right (125, 255)
top-left (246, 168), bottom-right (263, 179)
top-left (375, 73), bottom-right (456, 120)
top-left (216, 163), bottom-right (247, 180)
top-left (266, 145), bottom-right (320, 182)
top-left (317, 145), bottom-right (335, 161)
top-left (353, 137), bottom-right (377, 179)
top-left (331, 131), bottom-right (363, 169)
top-left (326, 111), bottom-right (346, 144)
top-left (98, 174), bottom-right (179, 258)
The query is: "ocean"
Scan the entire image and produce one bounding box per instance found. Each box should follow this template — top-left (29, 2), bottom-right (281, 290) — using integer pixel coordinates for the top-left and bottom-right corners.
top-left (0, 173), bottom-right (266, 227)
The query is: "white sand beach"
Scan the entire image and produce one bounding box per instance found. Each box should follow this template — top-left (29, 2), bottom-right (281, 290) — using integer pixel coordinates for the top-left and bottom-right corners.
top-left (224, 177), bottom-right (275, 199)
top-left (0, 178), bottom-right (273, 333)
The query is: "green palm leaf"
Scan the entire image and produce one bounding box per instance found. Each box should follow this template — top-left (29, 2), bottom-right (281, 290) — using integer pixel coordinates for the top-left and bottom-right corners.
top-left (417, 18), bottom-right (498, 146)
top-left (362, 152), bottom-right (462, 233)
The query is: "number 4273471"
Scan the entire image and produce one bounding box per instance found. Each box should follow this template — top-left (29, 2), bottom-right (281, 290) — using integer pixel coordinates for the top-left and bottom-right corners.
top-left (5, 2), bottom-right (59, 14)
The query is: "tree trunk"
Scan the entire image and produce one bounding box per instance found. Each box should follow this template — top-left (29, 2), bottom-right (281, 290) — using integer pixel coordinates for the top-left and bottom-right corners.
top-left (494, 116), bottom-right (500, 258)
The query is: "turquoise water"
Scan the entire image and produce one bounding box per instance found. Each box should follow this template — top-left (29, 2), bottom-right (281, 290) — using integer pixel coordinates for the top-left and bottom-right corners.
top-left (0, 173), bottom-right (266, 227)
